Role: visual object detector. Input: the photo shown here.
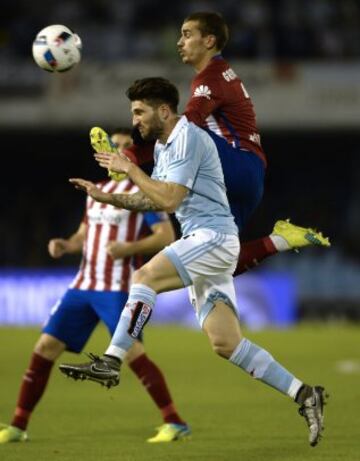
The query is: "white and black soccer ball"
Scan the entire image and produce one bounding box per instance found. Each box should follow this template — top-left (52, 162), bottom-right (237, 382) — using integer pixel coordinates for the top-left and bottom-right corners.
top-left (32, 25), bottom-right (81, 72)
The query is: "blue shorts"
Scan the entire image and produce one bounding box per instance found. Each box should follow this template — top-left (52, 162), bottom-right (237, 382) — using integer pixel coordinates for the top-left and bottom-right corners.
top-left (205, 129), bottom-right (265, 233)
top-left (43, 289), bottom-right (130, 353)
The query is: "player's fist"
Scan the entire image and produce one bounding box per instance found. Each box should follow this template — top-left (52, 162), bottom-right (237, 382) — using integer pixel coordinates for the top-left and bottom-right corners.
top-left (94, 151), bottom-right (132, 174)
top-left (48, 239), bottom-right (68, 258)
top-left (106, 241), bottom-right (131, 260)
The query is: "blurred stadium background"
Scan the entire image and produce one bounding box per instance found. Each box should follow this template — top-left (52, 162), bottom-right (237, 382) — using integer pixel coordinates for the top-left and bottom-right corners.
top-left (1, 0), bottom-right (360, 327)
top-left (1, 2), bottom-right (360, 460)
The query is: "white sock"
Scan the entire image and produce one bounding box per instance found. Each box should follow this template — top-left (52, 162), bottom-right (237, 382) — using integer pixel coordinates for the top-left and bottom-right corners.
top-left (270, 235), bottom-right (290, 252)
top-left (229, 338), bottom-right (303, 398)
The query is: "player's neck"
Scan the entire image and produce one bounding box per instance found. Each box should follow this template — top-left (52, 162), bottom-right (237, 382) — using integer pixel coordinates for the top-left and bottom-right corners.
top-left (193, 50), bottom-right (219, 73)
top-left (158, 115), bottom-right (181, 144)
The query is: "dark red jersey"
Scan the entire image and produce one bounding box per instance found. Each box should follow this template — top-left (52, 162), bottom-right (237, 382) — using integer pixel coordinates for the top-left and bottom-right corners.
top-left (125, 55), bottom-right (266, 166)
top-left (124, 142), bottom-right (154, 166)
top-left (184, 55), bottom-right (266, 165)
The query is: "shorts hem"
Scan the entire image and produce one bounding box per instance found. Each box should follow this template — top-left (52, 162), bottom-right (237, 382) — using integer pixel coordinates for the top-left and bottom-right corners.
top-left (42, 328), bottom-right (83, 353)
top-left (163, 247), bottom-right (192, 286)
top-left (197, 291), bottom-right (238, 328)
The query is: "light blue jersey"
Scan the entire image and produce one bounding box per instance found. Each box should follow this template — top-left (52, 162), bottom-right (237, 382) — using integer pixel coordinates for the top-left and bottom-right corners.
top-left (151, 116), bottom-right (238, 236)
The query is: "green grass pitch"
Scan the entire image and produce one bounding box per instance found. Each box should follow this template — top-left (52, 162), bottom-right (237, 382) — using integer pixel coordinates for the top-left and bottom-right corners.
top-left (0, 324), bottom-right (359, 461)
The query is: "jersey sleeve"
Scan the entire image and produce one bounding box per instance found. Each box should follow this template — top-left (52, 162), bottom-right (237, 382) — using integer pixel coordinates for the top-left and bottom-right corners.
top-left (183, 76), bottom-right (223, 126)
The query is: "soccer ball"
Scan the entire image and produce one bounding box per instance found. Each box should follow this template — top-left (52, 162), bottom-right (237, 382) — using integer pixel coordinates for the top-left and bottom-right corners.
top-left (32, 25), bottom-right (81, 72)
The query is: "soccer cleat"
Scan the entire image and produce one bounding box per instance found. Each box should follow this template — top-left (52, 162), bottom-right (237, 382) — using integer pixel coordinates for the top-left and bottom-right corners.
top-left (90, 126), bottom-right (127, 182)
top-left (59, 353), bottom-right (120, 389)
top-left (298, 386), bottom-right (327, 447)
top-left (272, 219), bottom-right (330, 250)
top-left (147, 423), bottom-right (191, 443)
top-left (0, 424), bottom-right (28, 444)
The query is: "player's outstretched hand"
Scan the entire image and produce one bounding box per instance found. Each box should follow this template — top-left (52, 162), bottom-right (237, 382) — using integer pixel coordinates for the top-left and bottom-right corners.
top-left (69, 178), bottom-right (110, 203)
top-left (94, 151), bottom-right (132, 174)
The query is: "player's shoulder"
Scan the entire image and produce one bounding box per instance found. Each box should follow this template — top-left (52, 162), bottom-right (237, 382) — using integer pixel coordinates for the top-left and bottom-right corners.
top-left (197, 56), bottom-right (230, 78)
top-left (166, 117), bottom-right (201, 159)
top-left (168, 115), bottom-right (191, 144)
top-left (193, 56), bottom-right (239, 87)
top-left (179, 116), bottom-right (204, 142)
top-left (185, 120), bottom-right (215, 153)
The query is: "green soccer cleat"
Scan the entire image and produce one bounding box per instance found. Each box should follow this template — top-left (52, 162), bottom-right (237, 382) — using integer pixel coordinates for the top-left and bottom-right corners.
top-left (272, 219), bottom-right (330, 250)
top-left (147, 423), bottom-right (191, 443)
top-left (90, 126), bottom-right (127, 182)
top-left (0, 424), bottom-right (28, 444)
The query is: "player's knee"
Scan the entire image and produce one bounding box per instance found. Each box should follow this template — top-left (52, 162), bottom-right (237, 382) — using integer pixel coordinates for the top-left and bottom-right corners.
top-left (210, 337), bottom-right (234, 359)
top-left (34, 334), bottom-right (65, 360)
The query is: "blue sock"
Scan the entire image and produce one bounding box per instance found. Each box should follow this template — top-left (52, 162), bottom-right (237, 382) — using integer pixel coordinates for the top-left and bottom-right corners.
top-left (229, 338), bottom-right (302, 399)
top-left (105, 283), bottom-right (157, 361)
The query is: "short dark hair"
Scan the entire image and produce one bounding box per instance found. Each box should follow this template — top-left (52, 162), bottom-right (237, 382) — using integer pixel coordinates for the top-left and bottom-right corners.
top-left (126, 77), bottom-right (179, 113)
top-left (111, 127), bottom-right (132, 137)
top-left (184, 12), bottom-right (229, 51)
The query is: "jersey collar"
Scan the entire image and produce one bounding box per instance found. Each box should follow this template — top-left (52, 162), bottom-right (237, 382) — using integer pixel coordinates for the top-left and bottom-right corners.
top-left (162, 115), bottom-right (188, 146)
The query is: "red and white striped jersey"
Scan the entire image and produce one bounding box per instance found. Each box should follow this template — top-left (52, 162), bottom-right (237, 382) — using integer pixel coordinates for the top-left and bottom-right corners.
top-left (70, 179), bottom-right (167, 292)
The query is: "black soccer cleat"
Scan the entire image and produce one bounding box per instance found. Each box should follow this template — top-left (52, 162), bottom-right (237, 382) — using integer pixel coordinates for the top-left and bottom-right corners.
top-left (298, 386), bottom-right (328, 447)
top-left (59, 353), bottom-right (120, 389)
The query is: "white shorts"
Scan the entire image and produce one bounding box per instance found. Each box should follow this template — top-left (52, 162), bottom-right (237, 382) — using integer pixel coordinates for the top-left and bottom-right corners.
top-left (163, 228), bottom-right (240, 327)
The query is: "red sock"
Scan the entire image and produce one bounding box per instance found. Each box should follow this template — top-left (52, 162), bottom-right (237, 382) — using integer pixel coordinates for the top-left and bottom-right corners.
top-left (129, 354), bottom-right (186, 425)
top-left (11, 352), bottom-right (54, 431)
top-left (234, 237), bottom-right (277, 276)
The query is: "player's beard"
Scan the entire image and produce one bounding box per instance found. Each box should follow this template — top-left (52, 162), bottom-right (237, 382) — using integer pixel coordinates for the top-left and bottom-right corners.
top-left (139, 115), bottom-right (163, 142)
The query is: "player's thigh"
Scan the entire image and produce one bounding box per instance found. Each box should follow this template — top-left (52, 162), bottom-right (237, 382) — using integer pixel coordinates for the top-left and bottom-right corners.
top-left (133, 251), bottom-right (184, 293)
top-left (189, 269), bottom-right (238, 327)
top-left (34, 333), bottom-right (66, 361)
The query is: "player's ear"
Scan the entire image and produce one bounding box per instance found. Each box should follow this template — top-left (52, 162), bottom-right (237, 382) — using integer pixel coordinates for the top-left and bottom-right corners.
top-left (159, 104), bottom-right (170, 121)
top-left (205, 34), bottom-right (217, 50)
